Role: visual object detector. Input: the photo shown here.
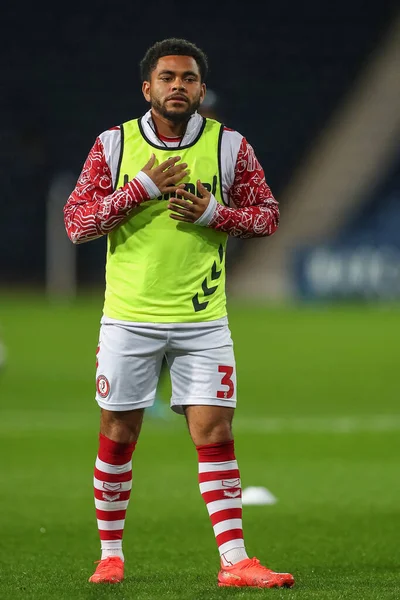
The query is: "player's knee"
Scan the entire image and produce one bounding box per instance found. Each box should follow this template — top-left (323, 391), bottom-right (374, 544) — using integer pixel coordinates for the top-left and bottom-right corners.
top-left (192, 419), bottom-right (233, 446)
top-left (100, 408), bottom-right (144, 444)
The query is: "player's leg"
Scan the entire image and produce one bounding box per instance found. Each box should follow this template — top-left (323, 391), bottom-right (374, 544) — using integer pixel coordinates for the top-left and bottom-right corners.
top-left (185, 403), bottom-right (250, 571)
top-left (147, 356), bottom-right (170, 420)
top-left (168, 322), bottom-right (247, 564)
top-left (89, 408), bottom-right (144, 584)
top-left (89, 319), bottom-right (166, 584)
top-left (168, 321), bottom-right (294, 589)
top-left (184, 404), bottom-right (293, 587)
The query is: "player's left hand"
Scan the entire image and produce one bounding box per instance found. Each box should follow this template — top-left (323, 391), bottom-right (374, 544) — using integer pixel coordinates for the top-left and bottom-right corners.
top-left (168, 180), bottom-right (211, 223)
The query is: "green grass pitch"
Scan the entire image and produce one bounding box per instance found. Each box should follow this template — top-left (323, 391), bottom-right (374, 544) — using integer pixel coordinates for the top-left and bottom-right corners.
top-left (1, 293), bottom-right (399, 599)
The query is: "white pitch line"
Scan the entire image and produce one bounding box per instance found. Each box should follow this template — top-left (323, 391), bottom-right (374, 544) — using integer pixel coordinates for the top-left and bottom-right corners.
top-left (1, 410), bottom-right (400, 434)
top-left (233, 414), bottom-right (400, 434)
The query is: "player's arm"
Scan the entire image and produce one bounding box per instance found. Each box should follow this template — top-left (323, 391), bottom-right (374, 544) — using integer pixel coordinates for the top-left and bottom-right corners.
top-left (64, 137), bottom-right (188, 244)
top-left (64, 136), bottom-right (148, 244)
top-left (208, 137), bottom-right (279, 238)
top-left (167, 137), bottom-right (279, 238)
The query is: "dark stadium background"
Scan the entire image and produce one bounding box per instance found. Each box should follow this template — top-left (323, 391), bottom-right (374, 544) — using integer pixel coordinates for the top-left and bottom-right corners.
top-left (1, 0), bottom-right (399, 287)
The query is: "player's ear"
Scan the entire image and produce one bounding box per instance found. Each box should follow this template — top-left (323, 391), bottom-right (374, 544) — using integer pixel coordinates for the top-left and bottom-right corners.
top-left (199, 83), bottom-right (206, 104)
top-left (142, 81), bottom-right (151, 103)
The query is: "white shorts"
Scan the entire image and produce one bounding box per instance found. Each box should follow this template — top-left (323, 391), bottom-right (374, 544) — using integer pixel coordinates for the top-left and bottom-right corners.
top-left (95, 316), bottom-right (237, 414)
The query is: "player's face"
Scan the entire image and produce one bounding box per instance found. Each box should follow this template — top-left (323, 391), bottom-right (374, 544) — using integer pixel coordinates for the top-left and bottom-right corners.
top-left (142, 55), bottom-right (206, 123)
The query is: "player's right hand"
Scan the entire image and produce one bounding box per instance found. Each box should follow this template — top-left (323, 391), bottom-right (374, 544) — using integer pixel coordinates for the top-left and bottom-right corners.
top-left (141, 154), bottom-right (189, 194)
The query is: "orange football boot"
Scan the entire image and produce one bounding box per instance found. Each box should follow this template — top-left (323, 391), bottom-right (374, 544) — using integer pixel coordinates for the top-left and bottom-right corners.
top-left (88, 556), bottom-right (124, 584)
top-left (218, 557), bottom-right (295, 588)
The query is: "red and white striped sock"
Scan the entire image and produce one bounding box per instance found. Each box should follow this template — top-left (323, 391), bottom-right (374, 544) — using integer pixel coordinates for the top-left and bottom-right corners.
top-left (197, 440), bottom-right (249, 566)
top-left (93, 433), bottom-right (136, 561)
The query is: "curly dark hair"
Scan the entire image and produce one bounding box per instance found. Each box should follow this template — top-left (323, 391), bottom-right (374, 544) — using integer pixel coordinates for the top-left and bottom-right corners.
top-left (140, 38), bottom-right (208, 82)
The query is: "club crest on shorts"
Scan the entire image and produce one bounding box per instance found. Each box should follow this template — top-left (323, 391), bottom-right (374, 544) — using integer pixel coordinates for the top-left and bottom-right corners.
top-left (96, 375), bottom-right (110, 398)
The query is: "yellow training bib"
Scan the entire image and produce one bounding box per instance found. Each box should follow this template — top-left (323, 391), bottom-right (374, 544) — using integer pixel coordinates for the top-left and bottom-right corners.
top-left (103, 117), bottom-right (228, 322)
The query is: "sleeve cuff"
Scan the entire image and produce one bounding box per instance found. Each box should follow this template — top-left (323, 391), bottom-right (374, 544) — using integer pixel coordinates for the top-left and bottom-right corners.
top-left (135, 171), bottom-right (161, 199)
top-left (195, 194), bottom-right (218, 226)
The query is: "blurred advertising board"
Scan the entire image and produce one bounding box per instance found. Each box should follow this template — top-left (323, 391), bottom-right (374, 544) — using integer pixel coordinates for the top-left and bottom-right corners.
top-left (293, 244), bottom-right (400, 300)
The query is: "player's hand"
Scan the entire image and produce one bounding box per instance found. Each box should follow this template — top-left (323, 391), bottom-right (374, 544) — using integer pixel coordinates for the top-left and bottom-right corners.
top-left (141, 154), bottom-right (189, 194)
top-left (167, 181), bottom-right (211, 222)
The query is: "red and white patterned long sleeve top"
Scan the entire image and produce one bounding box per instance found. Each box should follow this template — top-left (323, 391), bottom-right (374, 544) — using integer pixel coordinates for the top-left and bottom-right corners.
top-left (64, 111), bottom-right (279, 243)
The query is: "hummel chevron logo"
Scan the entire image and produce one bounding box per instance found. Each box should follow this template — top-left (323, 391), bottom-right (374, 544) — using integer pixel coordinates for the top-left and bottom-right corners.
top-left (222, 478), bottom-right (240, 488)
top-left (223, 490), bottom-right (241, 498)
top-left (211, 262), bottom-right (222, 280)
top-left (103, 482), bottom-right (122, 492)
top-left (192, 244), bottom-right (224, 312)
top-left (102, 492), bottom-right (121, 502)
top-left (202, 279), bottom-right (218, 297)
top-left (192, 293), bottom-right (208, 312)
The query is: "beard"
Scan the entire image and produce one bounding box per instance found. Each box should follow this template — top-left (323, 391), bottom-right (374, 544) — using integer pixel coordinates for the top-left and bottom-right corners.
top-left (151, 94), bottom-right (201, 123)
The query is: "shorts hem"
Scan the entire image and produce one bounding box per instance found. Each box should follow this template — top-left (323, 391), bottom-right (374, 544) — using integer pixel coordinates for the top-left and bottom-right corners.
top-left (170, 396), bottom-right (236, 415)
top-left (96, 398), bottom-right (154, 411)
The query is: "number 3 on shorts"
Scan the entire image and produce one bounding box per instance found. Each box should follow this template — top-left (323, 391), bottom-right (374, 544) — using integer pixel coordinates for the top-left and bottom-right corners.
top-left (216, 365), bottom-right (235, 399)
